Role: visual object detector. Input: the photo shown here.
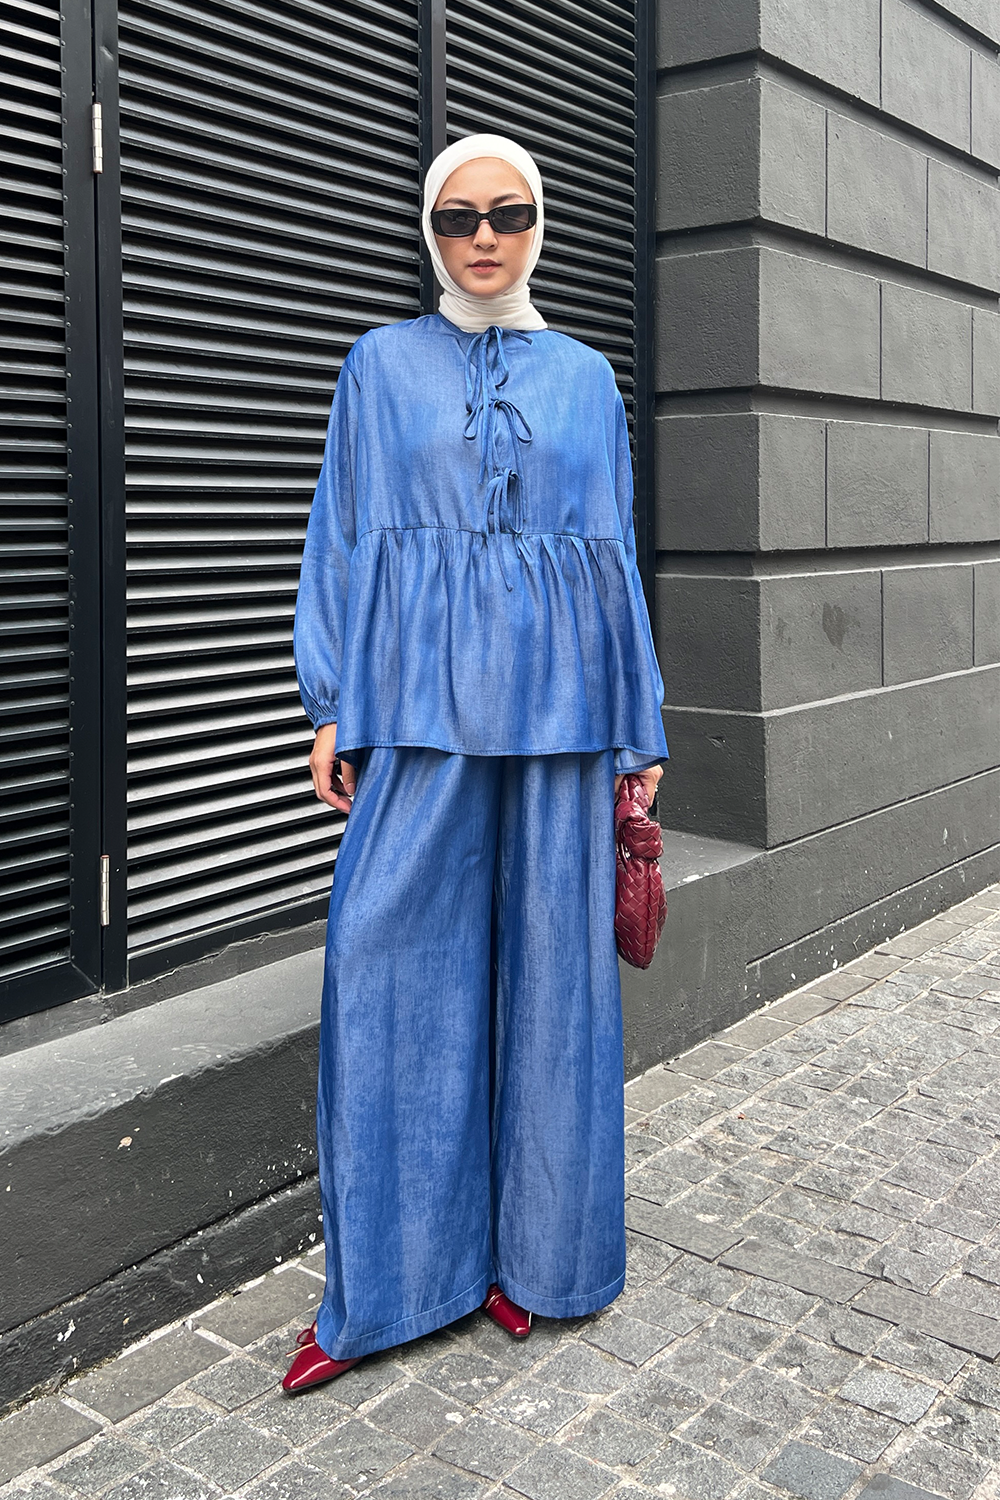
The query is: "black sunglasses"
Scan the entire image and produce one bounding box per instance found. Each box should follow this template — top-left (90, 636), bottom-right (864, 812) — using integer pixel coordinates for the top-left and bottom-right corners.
top-left (430, 203), bottom-right (538, 237)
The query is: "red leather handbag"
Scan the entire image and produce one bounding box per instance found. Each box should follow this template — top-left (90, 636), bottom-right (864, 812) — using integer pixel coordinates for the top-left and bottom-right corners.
top-left (614, 773), bottom-right (667, 969)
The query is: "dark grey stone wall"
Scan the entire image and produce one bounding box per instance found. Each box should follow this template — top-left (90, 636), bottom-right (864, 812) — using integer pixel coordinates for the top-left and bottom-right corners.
top-left (651, 0), bottom-right (1000, 993)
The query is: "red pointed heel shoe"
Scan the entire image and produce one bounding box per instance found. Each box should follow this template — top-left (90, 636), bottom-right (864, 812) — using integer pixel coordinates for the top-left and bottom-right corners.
top-left (481, 1283), bottom-right (532, 1338)
top-left (282, 1322), bottom-right (364, 1392)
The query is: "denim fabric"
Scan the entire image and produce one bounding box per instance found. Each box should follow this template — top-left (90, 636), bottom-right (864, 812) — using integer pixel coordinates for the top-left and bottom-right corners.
top-left (314, 744), bottom-right (627, 1360)
top-left (292, 312), bottom-right (669, 776)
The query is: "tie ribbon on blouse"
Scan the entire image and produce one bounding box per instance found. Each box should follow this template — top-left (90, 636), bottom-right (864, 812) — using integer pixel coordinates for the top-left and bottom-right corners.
top-left (462, 324), bottom-right (534, 591)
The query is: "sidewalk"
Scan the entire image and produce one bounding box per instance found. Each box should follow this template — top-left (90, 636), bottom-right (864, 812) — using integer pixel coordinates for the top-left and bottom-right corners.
top-left (3, 881), bottom-right (1000, 1500)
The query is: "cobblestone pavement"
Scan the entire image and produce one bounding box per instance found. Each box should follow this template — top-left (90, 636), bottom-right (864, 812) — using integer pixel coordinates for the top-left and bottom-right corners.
top-left (6, 883), bottom-right (1000, 1500)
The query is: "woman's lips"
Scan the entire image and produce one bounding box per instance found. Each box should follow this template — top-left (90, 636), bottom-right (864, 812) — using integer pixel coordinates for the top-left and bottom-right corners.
top-left (470, 262), bottom-right (500, 274)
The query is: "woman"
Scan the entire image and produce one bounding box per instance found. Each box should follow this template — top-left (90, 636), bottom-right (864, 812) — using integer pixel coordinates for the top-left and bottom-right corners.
top-left (284, 133), bottom-right (668, 1393)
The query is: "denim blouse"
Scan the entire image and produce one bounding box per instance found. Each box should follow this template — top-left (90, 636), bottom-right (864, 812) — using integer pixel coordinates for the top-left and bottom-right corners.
top-left (293, 311), bottom-right (669, 775)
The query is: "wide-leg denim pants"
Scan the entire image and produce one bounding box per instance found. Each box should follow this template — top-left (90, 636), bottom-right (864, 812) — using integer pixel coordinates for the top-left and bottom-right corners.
top-left (314, 744), bottom-right (626, 1361)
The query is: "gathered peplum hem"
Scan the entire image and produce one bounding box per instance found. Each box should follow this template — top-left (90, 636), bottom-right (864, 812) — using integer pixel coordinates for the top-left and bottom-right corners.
top-left (328, 524), bottom-right (668, 763)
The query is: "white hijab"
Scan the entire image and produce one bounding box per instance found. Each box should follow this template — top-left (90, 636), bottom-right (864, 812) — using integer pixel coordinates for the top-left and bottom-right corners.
top-left (421, 133), bottom-right (548, 333)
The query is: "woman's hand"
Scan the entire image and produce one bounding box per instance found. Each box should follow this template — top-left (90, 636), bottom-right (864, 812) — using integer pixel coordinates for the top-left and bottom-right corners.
top-left (614, 764), bottom-right (663, 809)
top-left (309, 723), bottom-right (356, 813)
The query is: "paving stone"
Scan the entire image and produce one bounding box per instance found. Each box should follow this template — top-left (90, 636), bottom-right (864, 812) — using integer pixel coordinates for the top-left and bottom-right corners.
top-left (579, 1311), bottom-right (675, 1365)
top-left (638, 1438), bottom-right (744, 1499)
top-left (504, 1443), bottom-right (617, 1500)
top-left (0, 1399), bottom-right (101, 1485)
top-left (700, 1310), bottom-right (782, 1361)
top-left (173, 1414), bottom-right (289, 1488)
top-left (682, 1402), bottom-right (782, 1469)
top-left (624, 1067), bottom-right (694, 1113)
top-left (624, 1199), bottom-right (741, 1259)
top-left (851, 1279), bottom-right (1000, 1357)
top-left (421, 1350), bottom-right (513, 1405)
top-left (536, 1342), bottom-right (629, 1395)
top-left (431, 1412), bottom-right (538, 1481)
top-left (932, 1395), bottom-right (1000, 1461)
top-left (66, 1331), bottom-right (225, 1422)
top-left (49, 1436), bottom-right (148, 1495)
top-left (763, 1333), bottom-right (860, 1394)
top-left (663, 1259), bottom-right (746, 1307)
top-left (838, 1365), bottom-right (936, 1423)
top-left (240, 1387), bottom-right (352, 1448)
top-left (607, 1371), bottom-right (704, 1434)
top-left (305, 1417), bottom-right (413, 1487)
top-left (802, 1399), bottom-right (901, 1460)
top-left (723, 1366), bottom-right (821, 1429)
top-left (718, 1238), bottom-right (869, 1303)
top-left (241, 1459), bottom-right (338, 1500)
top-left (760, 1439), bottom-right (862, 1500)
top-left (101, 1459), bottom-right (220, 1500)
top-left (185, 1356), bottom-right (275, 1411)
top-left (619, 1284), bottom-right (710, 1338)
top-left (737, 1212), bottom-right (812, 1249)
top-left (797, 1305), bottom-right (884, 1355)
top-left (308, 1351), bottom-right (409, 1407)
top-left (567, 1408), bottom-right (662, 1468)
top-left (887, 1435), bottom-right (990, 1497)
top-left (124, 1402), bottom-right (213, 1451)
top-left (874, 1325), bottom-right (968, 1383)
top-left (483, 1378), bottom-right (588, 1437)
top-left (652, 1339), bottom-right (744, 1399)
top-left (854, 1479), bottom-right (948, 1500)
top-left (194, 1268), bottom-right (320, 1346)
top-left (368, 1381), bottom-right (472, 1447)
top-left (369, 1454), bottom-right (490, 1497)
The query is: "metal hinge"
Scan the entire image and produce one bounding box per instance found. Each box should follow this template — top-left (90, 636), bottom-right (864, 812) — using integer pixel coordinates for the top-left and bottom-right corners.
top-left (100, 855), bottom-right (110, 927)
top-left (92, 102), bottom-right (103, 174)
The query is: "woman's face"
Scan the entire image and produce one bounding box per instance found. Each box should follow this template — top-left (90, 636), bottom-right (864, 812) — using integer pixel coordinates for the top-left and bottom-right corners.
top-left (433, 157), bottom-right (536, 299)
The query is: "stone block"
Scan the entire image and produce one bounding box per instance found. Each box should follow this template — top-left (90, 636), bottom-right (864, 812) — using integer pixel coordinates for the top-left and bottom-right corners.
top-left (760, 1439), bottom-right (862, 1500)
top-left (761, 0), bottom-right (880, 104)
top-left (194, 1266), bottom-right (319, 1347)
top-left (759, 568), bottom-right (883, 710)
top-left (939, 0), bottom-right (1000, 43)
top-left (307, 1418), bottom-right (413, 1487)
top-left (431, 1413), bottom-right (538, 1482)
top-left (656, 413), bottom-right (758, 551)
top-left (973, 52), bottom-right (1000, 166)
top-left (974, 307), bottom-right (1000, 414)
top-left (759, 250), bottom-right (880, 398)
top-left (760, 79), bottom-right (827, 234)
top-left (975, 560), bottom-right (1000, 664)
top-left (929, 430), bottom-right (1000, 542)
top-left (838, 1366), bottom-right (936, 1423)
top-left (66, 1329), bottom-right (225, 1422)
top-left (827, 115), bottom-right (927, 266)
top-left (624, 1199), bottom-right (741, 1259)
top-left (758, 415), bottom-right (828, 550)
top-left (928, 160), bottom-right (1000, 291)
top-left (852, 1280), bottom-right (1000, 1356)
top-left (0, 1399), bottom-right (100, 1486)
top-left (175, 1416), bottom-right (290, 1490)
top-left (858, 1475), bottom-right (951, 1500)
top-left (623, 1067), bottom-right (692, 1114)
top-left (883, 0), bottom-right (972, 152)
top-left (657, 573), bottom-right (761, 710)
top-left (370, 1456), bottom-right (490, 1498)
top-left (657, 80), bottom-right (758, 230)
top-left (719, 1237), bottom-right (870, 1301)
top-left (827, 422), bottom-right (929, 547)
top-left (764, 668), bottom-right (1000, 842)
top-left (882, 562), bottom-right (974, 685)
top-left (504, 1443), bottom-right (616, 1500)
top-left (881, 283), bottom-right (973, 411)
top-left (655, 248), bottom-right (759, 391)
top-left (655, 705), bottom-right (767, 844)
top-left (657, 0), bottom-right (759, 70)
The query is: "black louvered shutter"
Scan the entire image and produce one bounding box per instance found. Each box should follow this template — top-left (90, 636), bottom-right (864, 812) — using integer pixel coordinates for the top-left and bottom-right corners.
top-left (116, 0), bottom-right (420, 976)
top-left (0, 0), bottom-right (100, 1019)
top-left (446, 0), bottom-right (639, 414)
